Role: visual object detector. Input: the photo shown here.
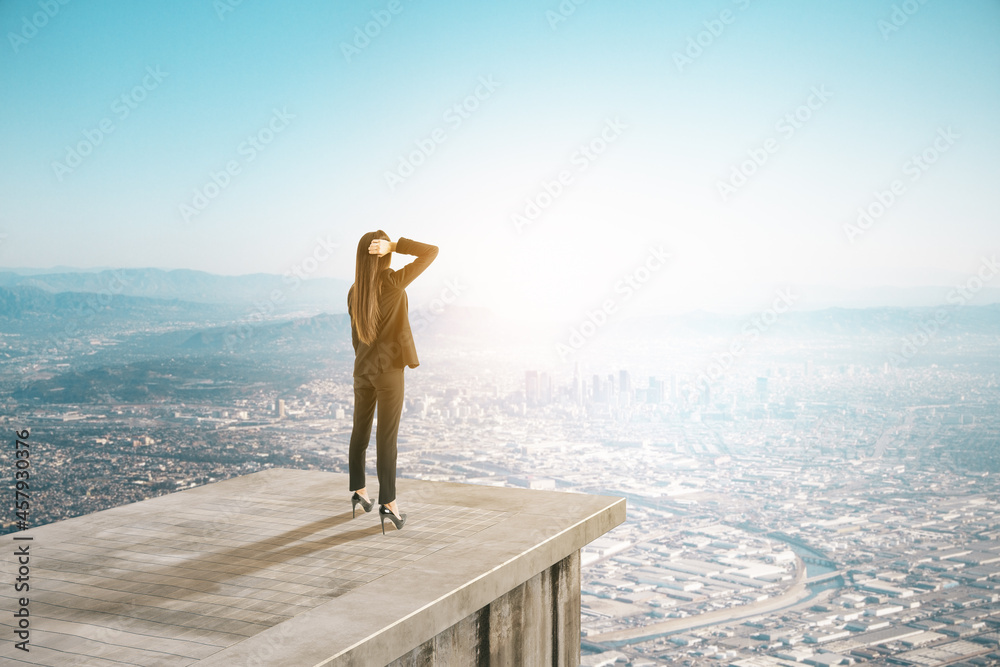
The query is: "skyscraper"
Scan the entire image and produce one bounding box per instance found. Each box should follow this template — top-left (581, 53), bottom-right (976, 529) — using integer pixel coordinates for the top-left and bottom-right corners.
top-left (618, 370), bottom-right (631, 407)
top-left (573, 362), bottom-right (582, 405)
top-left (525, 370), bottom-right (539, 406)
top-left (757, 376), bottom-right (769, 403)
top-left (540, 372), bottom-right (552, 405)
top-left (648, 376), bottom-right (662, 404)
top-left (592, 374), bottom-right (603, 402)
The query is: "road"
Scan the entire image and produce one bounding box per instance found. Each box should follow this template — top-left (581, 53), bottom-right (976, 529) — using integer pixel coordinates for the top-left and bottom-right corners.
top-left (586, 554), bottom-right (813, 646)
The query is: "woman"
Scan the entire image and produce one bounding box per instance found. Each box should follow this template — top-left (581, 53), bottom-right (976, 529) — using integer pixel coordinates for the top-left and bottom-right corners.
top-left (347, 231), bottom-right (438, 533)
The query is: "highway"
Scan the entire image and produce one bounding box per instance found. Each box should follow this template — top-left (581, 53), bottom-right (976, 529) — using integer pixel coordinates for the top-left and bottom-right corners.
top-left (586, 554), bottom-right (817, 646)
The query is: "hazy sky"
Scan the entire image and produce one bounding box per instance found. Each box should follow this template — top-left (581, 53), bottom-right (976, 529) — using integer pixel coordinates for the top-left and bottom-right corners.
top-left (1, 0), bottom-right (998, 319)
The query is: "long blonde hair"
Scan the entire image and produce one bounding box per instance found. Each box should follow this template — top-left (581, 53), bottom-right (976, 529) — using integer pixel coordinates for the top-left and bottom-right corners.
top-left (349, 230), bottom-right (391, 345)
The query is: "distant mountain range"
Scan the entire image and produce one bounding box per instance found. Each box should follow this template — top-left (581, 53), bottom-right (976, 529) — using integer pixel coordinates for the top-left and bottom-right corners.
top-left (769, 283), bottom-right (1000, 311)
top-left (0, 267), bottom-right (350, 312)
top-left (616, 303), bottom-right (1000, 338)
top-left (0, 283), bottom-right (237, 333)
top-left (3, 267), bottom-right (998, 404)
top-left (3, 266), bottom-right (1000, 312)
top-left (1, 267), bottom-right (999, 342)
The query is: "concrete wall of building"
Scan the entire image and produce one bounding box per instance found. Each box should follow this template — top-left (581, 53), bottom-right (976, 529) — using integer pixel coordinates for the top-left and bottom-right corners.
top-left (388, 550), bottom-right (581, 666)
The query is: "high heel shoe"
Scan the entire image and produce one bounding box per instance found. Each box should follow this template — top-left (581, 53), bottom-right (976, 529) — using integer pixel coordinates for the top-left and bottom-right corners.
top-left (352, 492), bottom-right (374, 518)
top-left (379, 505), bottom-right (407, 534)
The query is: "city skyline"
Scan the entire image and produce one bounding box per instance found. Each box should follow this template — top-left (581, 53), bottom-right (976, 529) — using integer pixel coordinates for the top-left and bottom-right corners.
top-left (1, 247), bottom-right (998, 664)
top-left (3, 303), bottom-right (998, 664)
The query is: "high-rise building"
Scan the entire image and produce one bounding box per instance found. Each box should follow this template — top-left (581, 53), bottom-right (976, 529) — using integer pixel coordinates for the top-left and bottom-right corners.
top-left (572, 362), bottom-right (582, 405)
top-left (648, 376), bottom-right (662, 404)
top-left (525, 371), bottom-right (539, 406)
top-left (539, 372), bottom-right (552, 405)
top-left (617, 370), bottom-right (632, 408)
top-left (757, 376), bottom-right (769, 403)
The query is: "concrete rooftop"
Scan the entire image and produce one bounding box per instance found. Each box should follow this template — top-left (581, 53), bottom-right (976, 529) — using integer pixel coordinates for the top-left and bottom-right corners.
top-left (0, 468), bottom-right (624, 665)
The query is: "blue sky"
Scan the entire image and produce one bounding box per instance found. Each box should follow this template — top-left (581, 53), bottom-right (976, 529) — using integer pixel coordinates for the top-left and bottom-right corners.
top-left (1, 0), bottom-right (998, 319)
